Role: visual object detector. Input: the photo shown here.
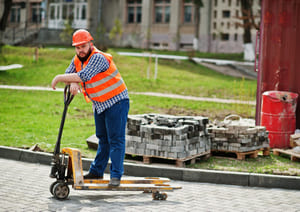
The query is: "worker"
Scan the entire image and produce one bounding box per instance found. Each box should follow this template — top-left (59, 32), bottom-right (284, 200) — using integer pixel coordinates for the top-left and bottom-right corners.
top-left (51, 29), bottom-right (129, 187)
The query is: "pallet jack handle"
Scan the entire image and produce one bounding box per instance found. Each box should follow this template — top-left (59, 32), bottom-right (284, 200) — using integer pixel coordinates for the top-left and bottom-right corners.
top-left (53, 85), bottom-right (74, 155)
top-left (50, 85), bottom-right (74, 178)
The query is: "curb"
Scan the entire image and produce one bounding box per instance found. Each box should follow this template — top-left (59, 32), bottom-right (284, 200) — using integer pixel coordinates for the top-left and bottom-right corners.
top-left (1, 145), bottom-right (300, 190)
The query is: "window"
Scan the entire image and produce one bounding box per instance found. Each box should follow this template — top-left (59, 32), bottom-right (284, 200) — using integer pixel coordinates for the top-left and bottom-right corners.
top-left (62, 4), bottom-right (67, 19)
top-left (31, 3), bottom-right (43, 23)
top-left (154, 0), bottom-right (170, 23)
top-left (136, 7), bottom-right (142, 22)
top-left (10, 7), bottom-right (21, 23)
top-left (62, 3), bottom-right (74, 20)
top-left (127, 0), bottom-right (142, 23)
top-left (234, 33), bottom-right (238, 41)
top-left (236, 0), bottom-right (239, 6)
top-left (81, 5), bottom-right (86, 20)
top-left (222, 10), bottom-right (230, 18)
top-left (50, 5), bottom-right (55, 20)
top-left (75, 2), bottom-right (86, 20)
top-left (227, 22), bottom-right (230, 29)
top-left (214, 10), bottom-right (217, 18)
top-left (76, 6), bottom-right (79, 19)
top-left (214, 0), bottom-right (218, 6)
top-left (32, 8), bottom-right (41, 23)
top-left (221, 33), bottom-right (229, 41)
top-left (183, 0), bottom-right (194, 23)
top-left (213, 22), bottom-right (217, 29)
top-left (48, 0), bottom-right (87, 29)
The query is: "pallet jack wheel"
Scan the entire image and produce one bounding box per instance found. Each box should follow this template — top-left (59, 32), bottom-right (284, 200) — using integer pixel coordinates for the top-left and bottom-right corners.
top-left (152, 191), bottom-right (168, 200)
top-left (50, 181), bottom-right (59, 195)
top-left (53, 182), bottom-right (70, 200)
top-left (161, 193), bottom-right (168, 200)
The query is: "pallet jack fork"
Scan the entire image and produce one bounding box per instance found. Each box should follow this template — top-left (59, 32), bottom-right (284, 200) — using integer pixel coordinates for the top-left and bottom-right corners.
top-left (49, 85), bottom-right (181, 200)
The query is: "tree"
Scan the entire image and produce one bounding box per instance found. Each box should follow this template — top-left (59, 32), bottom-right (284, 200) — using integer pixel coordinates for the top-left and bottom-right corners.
top-left (193, 0), bottom-right (203, 51)
top-left (94, 22), bottom-right (108, 51)
top-left (109, 19), bottom-right (123, 47)
top-left (59, 20), bottom-right (74, 46)
top-left (237, 0), bottom-right (260, 61)
top-left (0, 0), bottom-right (12, 46)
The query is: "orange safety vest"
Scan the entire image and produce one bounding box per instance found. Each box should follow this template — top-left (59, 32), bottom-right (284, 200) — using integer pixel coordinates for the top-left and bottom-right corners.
top-left (74, 47), bottom-right (127, 103)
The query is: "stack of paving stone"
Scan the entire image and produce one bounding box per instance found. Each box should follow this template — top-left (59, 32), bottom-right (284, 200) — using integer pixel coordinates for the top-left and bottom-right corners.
top-left (207, 117), bottom-right (269, 152)
top-left (126, 114), bottom-right (211, 159)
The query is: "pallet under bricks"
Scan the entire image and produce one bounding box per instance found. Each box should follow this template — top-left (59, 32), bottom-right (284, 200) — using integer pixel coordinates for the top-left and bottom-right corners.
top-left (208, 125), bottom-right (270, 152)
top-left (126, 114), bottom-right (211, 160)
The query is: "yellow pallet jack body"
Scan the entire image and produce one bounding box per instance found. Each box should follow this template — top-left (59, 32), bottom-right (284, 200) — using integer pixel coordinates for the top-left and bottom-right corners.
top-left (49, 86), bottom-right (181, 200)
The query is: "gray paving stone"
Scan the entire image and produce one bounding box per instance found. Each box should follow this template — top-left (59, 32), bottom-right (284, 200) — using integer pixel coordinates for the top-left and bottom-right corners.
top-left (1, 158), bottom-right (300, 211)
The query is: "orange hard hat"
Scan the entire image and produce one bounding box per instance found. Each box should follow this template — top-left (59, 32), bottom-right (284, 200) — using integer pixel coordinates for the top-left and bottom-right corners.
top-left (72, 29), bottom-right (93, 46)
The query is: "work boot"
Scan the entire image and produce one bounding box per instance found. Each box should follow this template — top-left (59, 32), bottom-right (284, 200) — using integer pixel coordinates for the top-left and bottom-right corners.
top-left (83, 172), bottom-right (103, 179)
top-left (108, 178), bottom-right (120, 187)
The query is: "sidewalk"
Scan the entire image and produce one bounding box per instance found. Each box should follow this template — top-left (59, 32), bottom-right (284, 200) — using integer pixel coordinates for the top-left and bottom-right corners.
top-left (2, 157), bottom-right (300, 211)
top-left (1, 145), bottom-right (300, 191)
top-left (0, 85), bottom-right (256, 105)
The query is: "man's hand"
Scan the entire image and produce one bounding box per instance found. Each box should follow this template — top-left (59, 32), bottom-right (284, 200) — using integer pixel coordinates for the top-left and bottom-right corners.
top-left (51, 75), bottom-right (60, 90)
top-left (70, 83), bottom-right (81, 95)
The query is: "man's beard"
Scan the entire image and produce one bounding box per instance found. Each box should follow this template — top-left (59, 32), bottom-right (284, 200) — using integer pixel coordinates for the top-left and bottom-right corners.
top-left (77, 48), bottom-right (92, 62)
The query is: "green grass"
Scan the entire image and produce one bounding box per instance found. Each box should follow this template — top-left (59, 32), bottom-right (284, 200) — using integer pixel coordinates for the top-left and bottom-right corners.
top-left (1, 45), bottom-right (299, 176)
top-left (188, 153), bottom-right (300, 176)
top-left (0, 89), bottom-right (96, 158)
top-left (0, 89), bottom-right (250, 154)
top-left (0, 46), bottom-right (256, 101)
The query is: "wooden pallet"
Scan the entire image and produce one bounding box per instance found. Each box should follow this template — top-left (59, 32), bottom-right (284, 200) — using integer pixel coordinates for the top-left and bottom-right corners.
top-left (211, 148), bottom-right (270, 160)
top-left (273, 148), bottom-right (300, 162)
top-left (126, 151), bottom-right (211, 168)
top-left (259, 147), bottom-right (271, 156)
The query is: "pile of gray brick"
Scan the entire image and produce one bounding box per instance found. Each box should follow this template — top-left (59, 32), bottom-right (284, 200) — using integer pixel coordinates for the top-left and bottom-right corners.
top-left (208, 123), bottom-right (269, 152)
top-left (126, 114), bottom-right (211, 159)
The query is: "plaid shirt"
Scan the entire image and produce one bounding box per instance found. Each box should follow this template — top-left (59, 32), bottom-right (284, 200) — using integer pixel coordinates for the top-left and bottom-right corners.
top-left (65, 53), bottom-right (129, 114)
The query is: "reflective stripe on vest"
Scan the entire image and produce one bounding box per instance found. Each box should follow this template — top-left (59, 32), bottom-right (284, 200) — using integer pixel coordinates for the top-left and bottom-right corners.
top-left (74, 47), bottom-right (126, 102)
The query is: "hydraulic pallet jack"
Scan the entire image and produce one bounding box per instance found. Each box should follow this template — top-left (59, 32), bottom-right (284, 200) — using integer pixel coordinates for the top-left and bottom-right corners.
top-left (49, 85), bottom-right (181, 200)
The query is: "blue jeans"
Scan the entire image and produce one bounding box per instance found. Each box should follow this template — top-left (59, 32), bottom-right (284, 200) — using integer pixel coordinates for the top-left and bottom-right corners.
top-left (89, 99), bottom-right (129, 179)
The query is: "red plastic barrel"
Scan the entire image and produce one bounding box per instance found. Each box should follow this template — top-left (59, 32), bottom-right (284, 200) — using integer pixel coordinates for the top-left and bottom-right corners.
top-left (261, 91), bottom-right (298, 148)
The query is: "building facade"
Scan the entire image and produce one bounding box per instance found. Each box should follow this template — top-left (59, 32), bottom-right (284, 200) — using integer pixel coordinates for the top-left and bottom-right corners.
top-left (6, 0), bottom-right (261, 53)
top-left (4, 0), bottom-right (44, 44)
top-left (209, 0), bottom-right (260, 53)
top-left (103, 0), bottom-right (260, 53)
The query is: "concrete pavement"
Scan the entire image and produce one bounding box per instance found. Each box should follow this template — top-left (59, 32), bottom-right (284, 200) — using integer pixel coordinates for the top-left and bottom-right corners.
top-left (1, 157), bottom-right (300, 211)
top-left (1, 145), bottom-right (300, 190)
top-left (0, 85), bottom-right (255, 105)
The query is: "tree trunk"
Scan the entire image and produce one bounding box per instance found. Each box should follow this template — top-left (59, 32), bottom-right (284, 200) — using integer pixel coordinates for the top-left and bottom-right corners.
top-left (193, 0), bottom-right (203, 51)
top-left (241, 0), bottom-right (255, 61)
top-left (241, 0), bottom-right (252, 43)
top-left (0, 0), bottom-right (13, 45)
top-left (193, 4), bottom-right (200, 51)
